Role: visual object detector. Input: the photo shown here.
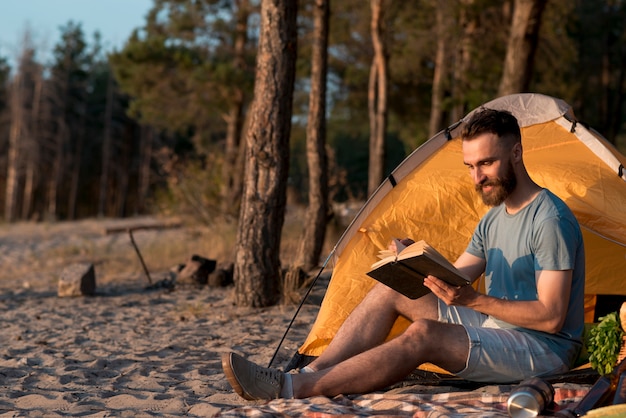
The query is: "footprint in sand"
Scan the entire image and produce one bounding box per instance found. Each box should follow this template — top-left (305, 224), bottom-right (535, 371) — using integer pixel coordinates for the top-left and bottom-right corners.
top-left (13, 393), bottom-right (72, 412)
top-left (104, 393), bottom-right (185, 413)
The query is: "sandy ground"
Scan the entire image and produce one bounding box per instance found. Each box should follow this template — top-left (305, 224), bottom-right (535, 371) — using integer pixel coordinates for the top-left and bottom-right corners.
top-left (0, 218), bottom-right (323, 417)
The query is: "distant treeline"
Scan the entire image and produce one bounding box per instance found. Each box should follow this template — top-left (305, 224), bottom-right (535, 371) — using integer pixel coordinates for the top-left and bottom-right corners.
top-left (1, 0), bottom-right (624, 223)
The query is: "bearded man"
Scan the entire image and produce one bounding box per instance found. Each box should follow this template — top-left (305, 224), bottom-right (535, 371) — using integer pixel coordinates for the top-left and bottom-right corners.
top-left (222, 109), bottom-right (586, 400)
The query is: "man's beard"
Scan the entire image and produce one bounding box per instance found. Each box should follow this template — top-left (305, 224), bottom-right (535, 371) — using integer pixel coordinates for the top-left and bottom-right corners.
top-left (475, 161), bottom-right (517, 207)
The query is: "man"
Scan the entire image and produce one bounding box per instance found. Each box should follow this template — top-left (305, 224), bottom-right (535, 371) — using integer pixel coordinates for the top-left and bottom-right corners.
top-left (222, 108), bottom-right (585, 400)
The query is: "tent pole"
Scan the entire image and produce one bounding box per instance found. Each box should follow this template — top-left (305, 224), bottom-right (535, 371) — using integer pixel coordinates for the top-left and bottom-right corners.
top-left (267, 249), bottom-right (336, 368)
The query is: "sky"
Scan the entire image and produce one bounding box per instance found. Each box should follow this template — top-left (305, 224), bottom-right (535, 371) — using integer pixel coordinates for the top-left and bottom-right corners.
top-left (0, 0), bottom-right (153, 65)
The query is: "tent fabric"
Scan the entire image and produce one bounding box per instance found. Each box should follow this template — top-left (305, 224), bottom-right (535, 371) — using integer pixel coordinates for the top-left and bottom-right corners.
top-left (296, 93), bottom-right (626, 360)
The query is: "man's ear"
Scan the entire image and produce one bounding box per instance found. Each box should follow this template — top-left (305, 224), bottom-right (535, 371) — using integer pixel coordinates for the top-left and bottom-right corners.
top-left (512, 142), bottom-right (523, 162)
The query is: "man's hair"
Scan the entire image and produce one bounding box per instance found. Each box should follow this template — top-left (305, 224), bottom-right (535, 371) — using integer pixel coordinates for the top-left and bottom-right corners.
top-left (461, 108), bottom-right (521, 145)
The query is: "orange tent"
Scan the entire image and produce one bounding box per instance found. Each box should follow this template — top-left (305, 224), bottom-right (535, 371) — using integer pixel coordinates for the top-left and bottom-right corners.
top-left (289, 93), bottom-right (626, 368)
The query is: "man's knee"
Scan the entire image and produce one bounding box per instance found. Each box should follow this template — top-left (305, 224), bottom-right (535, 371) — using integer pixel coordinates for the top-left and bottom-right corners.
top-left (400, 320), bottom-right (469, 369)
top-left (402, 319), bottom-right (466, 347)
top-left (400, 319), bottom-right (438, 345)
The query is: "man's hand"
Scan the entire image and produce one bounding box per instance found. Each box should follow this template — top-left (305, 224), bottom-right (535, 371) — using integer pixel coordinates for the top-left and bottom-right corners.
top-left (425, 267), bottom-right (573, 334)
top-left (423, 275), bottom-right (478, 306)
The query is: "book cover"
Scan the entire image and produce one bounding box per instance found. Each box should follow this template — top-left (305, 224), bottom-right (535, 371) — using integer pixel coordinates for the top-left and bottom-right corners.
top-left (366, 240), bottom-right (470, 299)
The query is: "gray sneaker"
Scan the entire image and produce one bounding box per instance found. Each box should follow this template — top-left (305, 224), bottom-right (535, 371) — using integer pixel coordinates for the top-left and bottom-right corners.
top-left (221, 352), bottom-right (285, 400)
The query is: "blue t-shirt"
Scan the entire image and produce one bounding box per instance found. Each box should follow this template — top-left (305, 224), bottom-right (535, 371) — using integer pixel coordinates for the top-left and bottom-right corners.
top-left (466, 189), bottom-right (585, 366)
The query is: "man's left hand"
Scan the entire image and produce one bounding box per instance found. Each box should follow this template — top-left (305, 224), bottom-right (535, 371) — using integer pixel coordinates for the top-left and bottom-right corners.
top-left (423, 275), bottom-right (478, 306)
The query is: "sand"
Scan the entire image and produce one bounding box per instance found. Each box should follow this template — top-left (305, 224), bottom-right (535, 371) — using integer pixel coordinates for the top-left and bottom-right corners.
top-left (0, 218), bottom-right (598, 417)
top-left (0, 218), bottom-right (322, 417)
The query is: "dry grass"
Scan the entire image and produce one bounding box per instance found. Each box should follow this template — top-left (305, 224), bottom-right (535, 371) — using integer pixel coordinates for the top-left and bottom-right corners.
top-left (0, 205), bottom-right (346, 291)
top-left (0, 217), bottom-right (229, 286)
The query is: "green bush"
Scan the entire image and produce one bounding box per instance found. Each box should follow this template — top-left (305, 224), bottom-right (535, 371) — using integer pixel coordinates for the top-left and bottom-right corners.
top-left (587, 312), bottom-right (625, 375)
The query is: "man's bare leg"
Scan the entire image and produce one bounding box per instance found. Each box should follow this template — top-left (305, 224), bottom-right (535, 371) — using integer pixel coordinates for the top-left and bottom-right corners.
top-left (308, 283), bottom-right (440, 372)
top-left (293, 319), bottom-right (469, 398)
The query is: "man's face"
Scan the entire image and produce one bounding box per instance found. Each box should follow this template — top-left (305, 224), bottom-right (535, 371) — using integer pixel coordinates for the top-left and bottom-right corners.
top-left (462, 133), bottom-right (517, 207)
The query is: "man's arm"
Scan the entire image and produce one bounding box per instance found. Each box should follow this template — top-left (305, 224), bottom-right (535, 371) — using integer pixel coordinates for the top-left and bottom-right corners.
top-left (426, 252), bottom-right (572, 334)
top-left (453, 251), bottom-right (486, 283)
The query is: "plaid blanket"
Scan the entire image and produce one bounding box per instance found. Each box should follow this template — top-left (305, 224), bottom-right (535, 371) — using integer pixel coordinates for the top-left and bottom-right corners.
top-left (216, 382), bottom-right (589, 417)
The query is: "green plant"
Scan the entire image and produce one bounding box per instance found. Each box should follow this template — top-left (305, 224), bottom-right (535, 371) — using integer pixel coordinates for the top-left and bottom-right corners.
top-left (587, 312), bottom-right (625, 375)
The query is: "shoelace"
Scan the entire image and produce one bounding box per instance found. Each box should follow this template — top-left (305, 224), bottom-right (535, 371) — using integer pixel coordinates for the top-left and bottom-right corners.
top-left (255, 367), bottom-right (282, 388)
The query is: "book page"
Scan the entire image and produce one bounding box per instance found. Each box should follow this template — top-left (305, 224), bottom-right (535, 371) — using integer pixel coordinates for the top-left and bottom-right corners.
top-left (397, 240), bottom-right (470, 282)
top-left (376, 238), bottom-right (410, 260)
top-left (394, 240), bottom-right (427, 258)
top-left (372, 239), bottom-right (424, 269)
top-left (367, 239), bottom-right (471, 298)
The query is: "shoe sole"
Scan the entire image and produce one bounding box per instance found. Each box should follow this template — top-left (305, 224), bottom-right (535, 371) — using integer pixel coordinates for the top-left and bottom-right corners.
top-left (221, 353), bottom-right (253, 400)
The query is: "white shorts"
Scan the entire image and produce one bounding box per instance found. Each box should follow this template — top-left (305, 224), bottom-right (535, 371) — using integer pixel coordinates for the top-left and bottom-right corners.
top-left (438, 301), bottom-right (568, 383)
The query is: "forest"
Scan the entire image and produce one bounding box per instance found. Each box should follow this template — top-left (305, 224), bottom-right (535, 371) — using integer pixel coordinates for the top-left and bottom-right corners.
top-left (1, 0), bottom-right (625, 305)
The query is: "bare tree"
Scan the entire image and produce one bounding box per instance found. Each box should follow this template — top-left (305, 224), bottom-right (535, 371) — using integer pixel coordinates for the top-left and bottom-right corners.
top-left (67, 99), bottom-right (86, 220)
top-left (5, 71), bottom-right (23, 222)
top-left (221, 0), bottom-right (252, 216)
top-left (46, 22), bottom-right (90, 220)
top-left (98, 71), bottom-right (114, 217)
top-left (451, 0), bottom-right (476, 122)
top-left (428, 1), bottom-right (452, 137)
top-left (294, 0), bottom-right (330, 272)
top-left (5, 43), bottom-right (38, 222)
top-left (367, 0), bottom-right (389, 197)
top-left (47, 118), bottom-right (66, 220)
top-left (114, 136), bottom-right (131, 218)
top-left (233, 0), bottom-right (298, 307)
top-left (137, 124), bottom-right (153, 214)
top-left (21, 70), bottom-right (43, 220)
top-left (498, 0), bottom-right (548, 95)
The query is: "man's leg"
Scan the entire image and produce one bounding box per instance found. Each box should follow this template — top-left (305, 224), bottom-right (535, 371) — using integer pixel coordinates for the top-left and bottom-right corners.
top-left (293, 318), bottom-right (469, 397)
top-left (221, 284), bottom-right (465, 400)
top-left (307, 283), bottom-right (440, 372)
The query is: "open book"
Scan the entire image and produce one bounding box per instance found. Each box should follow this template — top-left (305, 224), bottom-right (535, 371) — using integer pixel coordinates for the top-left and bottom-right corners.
top-left (367, 239), bottom-right (471, 299)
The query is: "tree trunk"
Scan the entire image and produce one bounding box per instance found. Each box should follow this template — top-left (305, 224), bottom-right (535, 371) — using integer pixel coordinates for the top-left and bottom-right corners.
top-left (137, 125), bottom-right (153, 214)
top-left (233, 0), bottom-right (298, 307)
top-left (294, 0), bottom-right (330, 272)
top-left (98, 71), bottom-right (115, 217)
top-left (498, 0), bottom-right (548, 95)
top-left (221, 0), bottom-right (250, 216)
top-left (428, 1), bottom-right (451, 137)
top-left (367, 0), bottom-right (388, 197)
top-left (5, 72), bottom-right (23, 222)
top-left (451, 0), bottom-right (475, 122)
top-left (68, 101), bottom-right (86, 220)
top-left (47, 120), bottom-right (66, 221)
top-left (230, 114), bottom-right (250, 210)
top-left (48, 56), bottom-right (72, 221)
top-left (115, 139), bottom-right (131, 217)
top-left (21, 71), bottom-right (43, 220)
